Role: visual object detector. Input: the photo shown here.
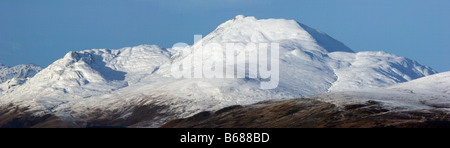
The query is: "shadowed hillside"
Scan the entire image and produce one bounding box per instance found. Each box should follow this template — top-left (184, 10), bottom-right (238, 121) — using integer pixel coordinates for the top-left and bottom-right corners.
top-left (162, 98), bottom-right (450, 128)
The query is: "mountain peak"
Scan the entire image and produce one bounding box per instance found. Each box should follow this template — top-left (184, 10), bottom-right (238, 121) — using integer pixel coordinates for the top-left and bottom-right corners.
top-left (201, 15), bottom-right (353, 53)
top-left (233, 14), bottom-right (249, 20)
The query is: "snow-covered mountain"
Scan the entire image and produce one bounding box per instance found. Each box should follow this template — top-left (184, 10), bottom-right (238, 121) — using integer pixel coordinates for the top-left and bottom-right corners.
top-left (0, 63), bottom-right (42, 84)
top-left (1, 45), bottom-right (170, 100)
top-left (0, 15), bottom-right (438, 127)
top-left (0, 63), bottom-right (42, 95)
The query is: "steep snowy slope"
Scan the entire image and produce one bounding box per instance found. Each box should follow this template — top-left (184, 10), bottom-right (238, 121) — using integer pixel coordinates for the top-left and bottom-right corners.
top-left (0, 63), bottom-right (42, 84)
top-left (193, 15), bottom-right (353, 53)
top-left (0, 64), bottom-right (42, 95)
top-left (0, 45), bottom-right (170, 112)
top-left (0, 15), bottom-right (438, 127)
top-left (327, 51), bottom-right (435, 92)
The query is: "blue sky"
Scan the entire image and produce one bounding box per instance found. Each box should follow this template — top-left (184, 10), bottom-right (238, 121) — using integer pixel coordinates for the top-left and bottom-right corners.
top-left (0, 0), bottom-right (449, 72)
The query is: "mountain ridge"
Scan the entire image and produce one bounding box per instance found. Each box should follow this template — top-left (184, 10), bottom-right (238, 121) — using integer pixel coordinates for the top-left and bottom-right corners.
top-left (0, 63), bottom-right (42, 95)
top-left (0, 15), bottom-right (440, 127)
top-left (0, 63), bottom-right (42, 84)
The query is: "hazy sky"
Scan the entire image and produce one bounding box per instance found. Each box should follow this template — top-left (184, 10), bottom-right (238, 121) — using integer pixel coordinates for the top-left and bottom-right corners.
top-left (0, 0), bottom-right (449, 72)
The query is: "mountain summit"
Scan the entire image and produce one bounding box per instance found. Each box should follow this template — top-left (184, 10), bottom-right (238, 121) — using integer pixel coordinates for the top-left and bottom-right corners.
top-left (196, 15), bottom-right (353, 53)
top-left (0, 15), bottom-right (438, 127)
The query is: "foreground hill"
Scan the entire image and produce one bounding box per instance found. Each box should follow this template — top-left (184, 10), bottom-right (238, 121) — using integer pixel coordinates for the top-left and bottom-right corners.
top-left (162, 72), bottom-right (450, 128)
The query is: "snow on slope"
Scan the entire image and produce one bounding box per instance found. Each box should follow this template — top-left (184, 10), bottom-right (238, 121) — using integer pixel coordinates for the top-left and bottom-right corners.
top-left (192, 15), bottom-right (353, 53)
top-left (315, 71), bottom-right (450, 110)
top-left (0, 64), bottom-right (42, 95)
top-left (327, 51), bottom-right (436, 92)
top-left (0, 63), bottom-right (42, 84)
top-left (0, 15), bottom-right (438, 127)
top-left (0, 45), bottom-right (170, 113)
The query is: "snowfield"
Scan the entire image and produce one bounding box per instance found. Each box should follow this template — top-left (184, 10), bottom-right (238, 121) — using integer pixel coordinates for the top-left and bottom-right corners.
top-left (315, 71), bottom-right (450, 110)
top-left (0, 15), bottom-right (443, 127)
